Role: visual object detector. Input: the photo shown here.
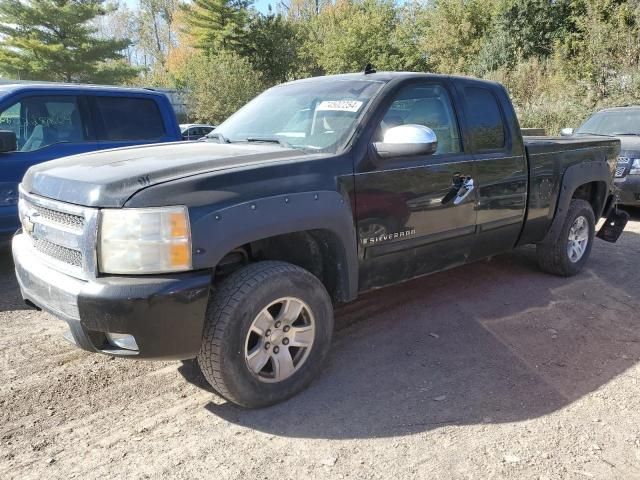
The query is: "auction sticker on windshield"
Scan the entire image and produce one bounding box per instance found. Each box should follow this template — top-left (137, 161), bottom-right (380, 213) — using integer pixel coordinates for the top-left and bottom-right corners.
top-left (317, 100), bottom-right (363, 112)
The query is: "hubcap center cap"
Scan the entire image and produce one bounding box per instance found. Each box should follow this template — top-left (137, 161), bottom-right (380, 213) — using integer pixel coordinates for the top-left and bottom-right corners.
top-left (268, 329), bottom-right (285, 345)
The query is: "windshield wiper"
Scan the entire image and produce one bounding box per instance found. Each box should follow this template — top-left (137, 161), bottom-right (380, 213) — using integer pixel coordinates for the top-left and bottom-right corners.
top-left (610, 132), bottom-right (640, 136)
top-left (204, 132), bottom-right (231, 143)
top-left (575, 132), bottom-right (613, 137)
top-left (245, 136), bottom-right (292, 148)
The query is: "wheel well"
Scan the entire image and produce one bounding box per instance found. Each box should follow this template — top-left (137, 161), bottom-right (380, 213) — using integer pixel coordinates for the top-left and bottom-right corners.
top-left (214, 230), bottom-right (349, 304)
top-left (571, 181), bottom-right (607, 218)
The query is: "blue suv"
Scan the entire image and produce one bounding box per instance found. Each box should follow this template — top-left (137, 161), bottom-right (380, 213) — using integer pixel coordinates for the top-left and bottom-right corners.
top-left (0, 84), bottom-right (182, 243)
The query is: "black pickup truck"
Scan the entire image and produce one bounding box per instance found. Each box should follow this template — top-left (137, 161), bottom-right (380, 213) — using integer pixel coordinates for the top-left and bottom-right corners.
top-left (12, 72), bottom-right (626, 408)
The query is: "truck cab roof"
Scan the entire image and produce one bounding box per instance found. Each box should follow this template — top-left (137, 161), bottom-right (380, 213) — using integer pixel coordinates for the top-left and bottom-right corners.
top-left (0, 82), bottom-right (168, 98)
top-left (280, 71), bottom-right (502, 88)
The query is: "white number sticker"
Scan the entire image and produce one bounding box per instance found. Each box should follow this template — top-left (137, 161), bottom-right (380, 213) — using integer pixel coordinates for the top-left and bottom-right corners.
top-left (316, 100), bottom-right (363, 113)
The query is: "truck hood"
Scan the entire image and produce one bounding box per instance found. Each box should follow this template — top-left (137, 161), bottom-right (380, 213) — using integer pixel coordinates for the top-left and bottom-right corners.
top-left (22, 141), bottom-right (305, 207)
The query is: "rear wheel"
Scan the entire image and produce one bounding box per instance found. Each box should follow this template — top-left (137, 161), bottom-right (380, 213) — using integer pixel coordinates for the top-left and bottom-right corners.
top-left (536, 199), bottom-right (595, 276)
top-left (197, 261), bottom-right (334, 408)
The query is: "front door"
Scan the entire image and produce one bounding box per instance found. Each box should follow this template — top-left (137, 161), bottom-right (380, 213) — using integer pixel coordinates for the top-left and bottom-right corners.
top-left (354, 81), bottom-right (478, 291)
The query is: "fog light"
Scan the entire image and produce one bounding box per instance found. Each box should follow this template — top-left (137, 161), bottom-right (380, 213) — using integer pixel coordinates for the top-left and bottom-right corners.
top-left (105, 333), bottom-right (139, 351)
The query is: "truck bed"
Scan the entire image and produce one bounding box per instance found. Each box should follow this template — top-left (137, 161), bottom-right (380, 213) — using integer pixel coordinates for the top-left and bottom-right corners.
top-left (523, 135), bottom-right (620, 156)
top-left (519, 135), bottom-right (619, 245)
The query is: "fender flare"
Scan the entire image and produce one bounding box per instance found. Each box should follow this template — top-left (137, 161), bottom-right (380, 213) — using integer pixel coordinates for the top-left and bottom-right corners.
top-left (190, 190), bottom-right (359, 302)
top-left (541, 160), bottom-right (611, 245)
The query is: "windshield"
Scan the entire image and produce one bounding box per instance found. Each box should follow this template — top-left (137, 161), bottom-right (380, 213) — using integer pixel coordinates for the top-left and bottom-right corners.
top-left (576, 110), bottom-right (640, 136)
top-left (209, 79), bottom-right (384, 153)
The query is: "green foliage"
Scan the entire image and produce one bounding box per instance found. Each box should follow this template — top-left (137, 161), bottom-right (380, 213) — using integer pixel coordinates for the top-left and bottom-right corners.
top-left (420, 0), bottom-right (498, 75)
top-left (476, 0), bottom-right (573, 73)
top-left (300, 0), bottom-right (427, 75)
top-left (180, 51), bottom-right (265, 124)
top-left (245, 12), bottom-right (301, 84)
top-left (558, 0), bottom-right (640, 100)
top-left (486, 58), bottom-right (589, 135)
top-left (112, 0), bottom-right (640, 132)
top-left (0, 0), bottom-right (137, 83)
top-left (182, 0), bottom-right (251, 54)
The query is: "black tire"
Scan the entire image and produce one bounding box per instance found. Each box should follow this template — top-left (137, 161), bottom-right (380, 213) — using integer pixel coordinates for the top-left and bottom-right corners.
top-left (536, 199), bottom-right (595, 277)
top-left (197, 261), bottom-right (334, 408)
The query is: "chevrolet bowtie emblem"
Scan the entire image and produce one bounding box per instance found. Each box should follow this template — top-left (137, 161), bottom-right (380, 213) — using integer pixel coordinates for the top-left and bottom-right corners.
top-left (23, 213), bottom-right (37, 234)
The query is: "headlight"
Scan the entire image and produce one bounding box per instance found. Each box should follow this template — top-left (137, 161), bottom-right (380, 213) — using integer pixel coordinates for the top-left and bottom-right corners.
top-left (99, 206), bottom-right (192, 274)
top-left (630, 159), bottom-right (640, 175)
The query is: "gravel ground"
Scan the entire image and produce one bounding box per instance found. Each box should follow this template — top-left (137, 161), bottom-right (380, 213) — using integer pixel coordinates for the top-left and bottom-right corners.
top-left (1, 212), bottom-right (640, 480)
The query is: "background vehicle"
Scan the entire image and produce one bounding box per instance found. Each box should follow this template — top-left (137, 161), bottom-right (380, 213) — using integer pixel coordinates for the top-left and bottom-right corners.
top-left (13, 72), bottom-right (624, 408)
top-left (562, 106), bottom-right (640, 207)
top-left (180, 123), bottom-right (215, 140)
top-left (0, 83), bottom-right (182, 243)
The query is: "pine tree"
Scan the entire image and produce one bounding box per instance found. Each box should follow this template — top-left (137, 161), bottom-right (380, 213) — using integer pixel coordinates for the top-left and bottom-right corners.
top-left (0, 0), bottom-right (138, 83)
top-left (183, 0), bottom-right (251, 55)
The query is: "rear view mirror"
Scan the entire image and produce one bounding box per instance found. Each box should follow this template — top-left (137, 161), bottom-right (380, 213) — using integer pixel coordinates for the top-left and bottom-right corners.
top-left (0, 130), bottom-right (17, 153)
top-left (373, 124), bottom-right (438, 159)
top-left (560, 128), bottom-right (574, 136)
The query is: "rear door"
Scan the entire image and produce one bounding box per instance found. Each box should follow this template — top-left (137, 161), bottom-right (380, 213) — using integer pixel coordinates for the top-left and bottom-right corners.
top-left (89, 95), bottom-right (172, 149)
top-left (355, 79), bottom-right (479, 291)
top-left (454, 80), bottom-right (528, 259)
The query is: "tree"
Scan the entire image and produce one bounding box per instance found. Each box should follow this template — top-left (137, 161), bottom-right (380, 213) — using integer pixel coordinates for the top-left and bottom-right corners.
top-left (138, 0), bottom-right (181, 68)
top-left (558, 0), bottom-right (640, 99)
top-left (181, 51), bottom-right (265, 123)
top-left (302, 0), bottom-right (425, 75)
top-left (419, 0), bottom-right (499, 75)
top-left (282, 0), bottom-right (326, 19)
top-left (475, 0), bottom-right (573, 74)
top-left (245, 11), bottom-right (301, 84)
top-left (182, 0), bottom-right (251, 54)
top-left (0, 0), bottom-right (138, 83)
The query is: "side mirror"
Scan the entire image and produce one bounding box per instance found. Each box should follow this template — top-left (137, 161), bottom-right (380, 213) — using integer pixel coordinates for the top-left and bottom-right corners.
top-left (373, 124), bottom-right (437, 159)
top-left (560, 128), bottom-right (574, 137)
top-left (0, 130), bottom-right (17, 153)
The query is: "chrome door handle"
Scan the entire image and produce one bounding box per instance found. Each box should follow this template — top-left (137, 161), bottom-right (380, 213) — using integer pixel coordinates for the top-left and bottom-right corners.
top-left (453, 178), bottom-right (474, 205)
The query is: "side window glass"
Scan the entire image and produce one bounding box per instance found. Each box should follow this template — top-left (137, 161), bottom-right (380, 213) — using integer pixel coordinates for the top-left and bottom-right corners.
top-left (464, 87), bottom-right (506, 151)
top-left (0, 96), bottom-right (84, 152)
top-left (379, 84), bottom-right (462, 155)
top-left (95, 97), bottom-right (165, 141)
top-left (0, 102), bottom-right (20, 144)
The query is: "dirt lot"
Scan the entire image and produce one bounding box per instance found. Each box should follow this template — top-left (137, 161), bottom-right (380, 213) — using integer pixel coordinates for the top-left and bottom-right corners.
top-left (1, 213), bottom-right (640, 480)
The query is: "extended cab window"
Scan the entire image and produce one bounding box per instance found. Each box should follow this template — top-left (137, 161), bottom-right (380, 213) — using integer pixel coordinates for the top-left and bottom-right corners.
top-left (95, 97), bottom-right (165, 141)
top-left (464, 87), bottom-right (505, 151)
top-left (378, 84), bottom-right (462, 155)
top-left (0, 96), bottom-right (85, 152)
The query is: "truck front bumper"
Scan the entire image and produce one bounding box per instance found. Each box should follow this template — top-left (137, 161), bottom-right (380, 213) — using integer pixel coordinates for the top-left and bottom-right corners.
top-left (12, 233), bottom-right (211, 360)
top-left (614, 175), bottom-right (640, 206)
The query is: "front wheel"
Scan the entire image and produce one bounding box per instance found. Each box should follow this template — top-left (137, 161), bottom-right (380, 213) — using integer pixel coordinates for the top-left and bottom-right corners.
top-left (197, 261), bottom-right (334, 408)
top-left (536, 199), bottom-right (595, 276)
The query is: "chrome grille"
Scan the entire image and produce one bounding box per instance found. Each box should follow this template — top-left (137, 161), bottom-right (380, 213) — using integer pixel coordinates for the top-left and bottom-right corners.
top-left (31, 204), bottom-right (84, 230)
top-left (32, 238), bottom-right (82, 267)
top-left (18, 187), bottom-right (99, 280)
